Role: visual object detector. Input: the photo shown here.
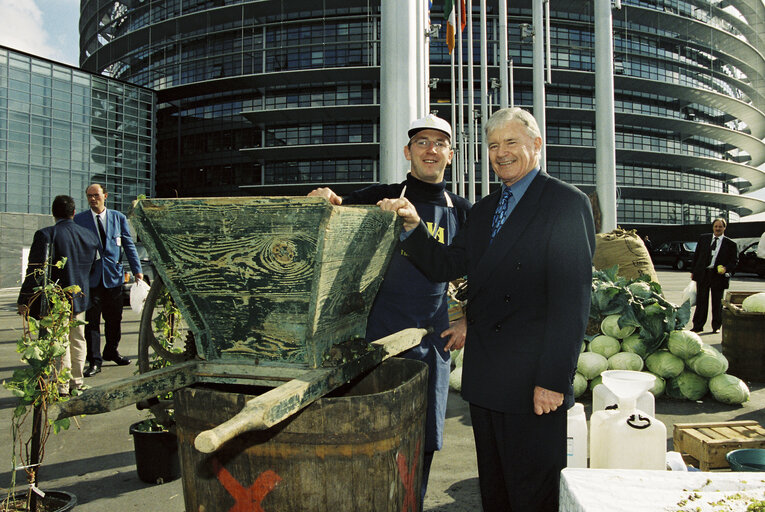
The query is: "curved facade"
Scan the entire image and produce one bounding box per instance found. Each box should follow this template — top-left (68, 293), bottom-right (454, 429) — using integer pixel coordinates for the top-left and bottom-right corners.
top-left (80, 0), bottom-right (765, 225)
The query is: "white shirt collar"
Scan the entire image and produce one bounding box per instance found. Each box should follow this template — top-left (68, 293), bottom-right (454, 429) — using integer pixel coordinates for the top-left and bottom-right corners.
top-left (91, 209), bottom-right (107, 223)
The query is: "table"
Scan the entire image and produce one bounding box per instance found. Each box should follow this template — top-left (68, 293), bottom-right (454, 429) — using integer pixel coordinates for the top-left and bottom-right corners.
top-left (560, 468), bottom-right (765, 511)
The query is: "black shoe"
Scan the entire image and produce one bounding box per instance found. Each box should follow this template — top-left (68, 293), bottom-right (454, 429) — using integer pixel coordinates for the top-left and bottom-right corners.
top-left (690, 327), bottom-right (703, 333)
top-left (84, 364), bottom-right (101, 377)
top-left (103, 353), bottom-right (131, 366)
top-left (712, 329), bottom-right (719, 334)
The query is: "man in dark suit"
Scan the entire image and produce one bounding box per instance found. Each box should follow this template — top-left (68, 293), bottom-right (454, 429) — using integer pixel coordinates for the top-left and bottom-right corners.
top-left (690, 218), bottom-right (738, 333)
top-left (18, 195), bottom-right (100, 395)
top-left (379, 107), bottom-right (595, 511)
top-left (74, 183), bottom-right (143, 376)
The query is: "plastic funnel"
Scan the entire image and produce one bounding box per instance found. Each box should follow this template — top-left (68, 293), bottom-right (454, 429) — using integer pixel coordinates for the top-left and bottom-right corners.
top-left (601, 370), bottom-right (655, 411)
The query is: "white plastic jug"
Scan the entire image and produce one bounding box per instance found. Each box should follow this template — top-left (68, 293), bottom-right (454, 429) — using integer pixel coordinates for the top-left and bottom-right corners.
top-left (566, 403), bottom-right (588, 468)
top-left (592, 383), bottom-right (655, 417)
top-left (589, 370), bottom-right (667, 470)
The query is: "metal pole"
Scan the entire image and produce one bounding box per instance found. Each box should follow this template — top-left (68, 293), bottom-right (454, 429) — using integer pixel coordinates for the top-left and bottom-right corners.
top-left (480, 0), bottom-right (490, 197)
top-left (417, 0), bottom-right (428, 117)
top-left (499, 0), bottom-right (509, 108)
top-left (466, 0), bottom-right (476, 202)
top-left (595, 0), bottom-right (618, 232)
top-left (510, 58), bottom-right (514, 107)
top-left (380, 0), bottom-right (418, 184)
top-left (451, 49), bottom-right (458, 193)
top-left (532, 0), bottom-right (546, 169)
top-left (457, 0), bottom-right (466, 197)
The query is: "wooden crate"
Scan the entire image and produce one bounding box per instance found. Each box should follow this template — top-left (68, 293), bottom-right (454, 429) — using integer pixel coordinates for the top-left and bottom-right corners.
top-left (673, 421), bottom-right (765, 471)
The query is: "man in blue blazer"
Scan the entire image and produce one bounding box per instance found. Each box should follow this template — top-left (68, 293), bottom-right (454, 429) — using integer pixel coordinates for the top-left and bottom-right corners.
top-left (380, 108), bottom-right (595, 511)
top-left (18, 195), bottom-right (100, 394)
top-left (74, 183), bottom-right (143, 376)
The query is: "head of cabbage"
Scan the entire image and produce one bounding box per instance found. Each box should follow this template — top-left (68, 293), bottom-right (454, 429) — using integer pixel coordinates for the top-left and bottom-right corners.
top-left (666, 371), bottom-right (708, 401)
top-left (645, 350), bottom-right (684, 378)
top-left (601, 314), bottom-right (637, 339)
top-left (621, 333), bottom-right (648, 359)
top-left (687, 344), bottom-right (728, 378)
top-left (573, 372), bottom-right (588, 398)
top-left (708, 374), bottom-right (750, 405)
top-left (607, 352), bottom-right (644, 371)
top-left (577, 352), bottom-right (608, 380)
top-left (741, 292), bottom-right (765, 313)
top-left (589, 335), bottom-right (621, 359)
top-left (667, 330), bottom-right (703, 360)
top-left (645, 371), bottom-right (666, 397)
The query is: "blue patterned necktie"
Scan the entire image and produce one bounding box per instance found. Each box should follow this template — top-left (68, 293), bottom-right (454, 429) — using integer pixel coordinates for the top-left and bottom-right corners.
top-left (490, 188), bottom-right (513, 241)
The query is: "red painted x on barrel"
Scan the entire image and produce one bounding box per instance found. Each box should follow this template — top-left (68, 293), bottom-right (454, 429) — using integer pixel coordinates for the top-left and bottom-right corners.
top-left (396, 440), bottom-right (420, 512)
top-left (213, 458), bottom-right (282, 512)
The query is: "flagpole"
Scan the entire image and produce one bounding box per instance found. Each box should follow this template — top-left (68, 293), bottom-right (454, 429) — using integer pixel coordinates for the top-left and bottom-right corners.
top-left (479, 0), bottom-right (489, 197)
top-left (533, 0), bottom-right (547, 170)
top-left (457, 0), bottom-right (465, 197)
top-left (499, 0), bottom-right (509, 108)
top-left (450, 48), bottom-right (458, 194)
top-left (466, 0), bottom-right (476, 203)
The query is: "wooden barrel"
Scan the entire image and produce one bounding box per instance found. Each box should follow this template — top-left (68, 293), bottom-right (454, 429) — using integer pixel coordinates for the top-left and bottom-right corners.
top-left (174, 358), bottom-right (428, 512)
top-left (721, 291), bottom-right (765, 382)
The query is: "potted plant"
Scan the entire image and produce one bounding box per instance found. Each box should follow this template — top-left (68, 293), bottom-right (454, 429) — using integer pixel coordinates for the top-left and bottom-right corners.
top-left (2, 259), bottom-right (78, 512)
top-left (130, 286), bottom-right (184, 484)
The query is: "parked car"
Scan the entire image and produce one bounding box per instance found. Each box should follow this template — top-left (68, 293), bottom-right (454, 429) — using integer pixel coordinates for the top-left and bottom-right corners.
top-left (121, 242), bottom-right (156, 304)
top-left (649, 241), bottom-right (697, 270)
top-left (734, 240), bottom-right (765, 278)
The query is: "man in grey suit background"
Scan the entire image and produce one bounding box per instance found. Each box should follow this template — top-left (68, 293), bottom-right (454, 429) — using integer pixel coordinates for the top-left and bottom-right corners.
top-left (18, 195), bottom-right (100, 395)
top-left (379, 107), bottom-right (595, 511)
top-left (74, 183), bottom-right (143, 376)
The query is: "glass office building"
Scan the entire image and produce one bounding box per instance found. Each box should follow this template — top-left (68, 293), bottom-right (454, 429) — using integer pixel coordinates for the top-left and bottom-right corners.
top-left (0, 47), bottom-right (155, 214)
top-left (79, 0), bottom-right (764, 225)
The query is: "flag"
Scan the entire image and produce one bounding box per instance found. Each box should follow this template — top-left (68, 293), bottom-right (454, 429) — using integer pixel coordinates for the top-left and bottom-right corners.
top-left (444, 0), bottom-right (466, 54)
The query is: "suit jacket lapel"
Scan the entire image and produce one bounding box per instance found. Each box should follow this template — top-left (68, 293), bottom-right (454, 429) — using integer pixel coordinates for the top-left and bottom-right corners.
top-left (468, 172), bottom-right (549, 300)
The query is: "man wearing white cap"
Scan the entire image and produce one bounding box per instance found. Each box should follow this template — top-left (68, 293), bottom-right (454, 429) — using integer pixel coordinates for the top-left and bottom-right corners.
top-left (308, 113), bottom-right (471, 506)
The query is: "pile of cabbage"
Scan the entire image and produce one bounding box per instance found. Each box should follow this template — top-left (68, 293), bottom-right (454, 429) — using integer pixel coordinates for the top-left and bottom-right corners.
top-left (575, 266), bottom-right (750, 405)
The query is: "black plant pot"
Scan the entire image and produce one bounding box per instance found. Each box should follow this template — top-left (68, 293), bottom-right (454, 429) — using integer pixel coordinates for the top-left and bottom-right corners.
top-left (8, 490), bottom-right (76, 511)
top-left (129, 421), bottom-right (181, 484)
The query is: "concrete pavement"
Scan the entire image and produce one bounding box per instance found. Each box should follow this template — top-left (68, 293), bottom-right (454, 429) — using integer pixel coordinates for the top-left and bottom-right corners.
top-left (0, 270), bottom-right (763, 511)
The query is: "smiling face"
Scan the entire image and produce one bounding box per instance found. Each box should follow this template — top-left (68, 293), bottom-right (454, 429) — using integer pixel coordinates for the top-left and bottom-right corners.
top-left (712, 219), bottom-right (726, 237)
top-left (487, 120), bottom-right (542, 186)
top-left (404, 129), bottom-right (453, 184)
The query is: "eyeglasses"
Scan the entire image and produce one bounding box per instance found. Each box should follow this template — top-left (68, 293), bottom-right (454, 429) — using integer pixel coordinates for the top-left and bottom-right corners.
top-left (412, 139), bottom-right (451, 150)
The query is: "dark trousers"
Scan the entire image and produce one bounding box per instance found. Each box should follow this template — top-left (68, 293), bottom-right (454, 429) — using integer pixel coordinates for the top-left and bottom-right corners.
top-left (692, 270), bottom-right (725, 331)
top-left (470, 403), bottom-right (565, 512)
top-left (85, 284), bottom-right (124, 365)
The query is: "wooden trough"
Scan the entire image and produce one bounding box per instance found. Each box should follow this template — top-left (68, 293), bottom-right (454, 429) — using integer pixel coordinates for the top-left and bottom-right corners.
top-left (49, 197), bottom-right (428, 454)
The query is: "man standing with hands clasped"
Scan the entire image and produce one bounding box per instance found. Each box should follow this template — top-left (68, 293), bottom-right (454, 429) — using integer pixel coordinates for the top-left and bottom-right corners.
top-left (379, 107), bottom-right (595, 512)
top-left (690, 218), bottom-right (737, 334)
top-left (75, 184), bottom-right (143, 376)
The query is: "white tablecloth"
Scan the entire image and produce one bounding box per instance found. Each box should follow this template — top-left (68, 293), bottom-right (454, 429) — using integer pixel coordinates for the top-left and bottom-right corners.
top-left (560, 468), bottom-right (765, 511)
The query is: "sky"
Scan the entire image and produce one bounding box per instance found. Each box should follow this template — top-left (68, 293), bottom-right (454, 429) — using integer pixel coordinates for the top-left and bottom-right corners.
top-left (0, 0), bottom-right (763, 221)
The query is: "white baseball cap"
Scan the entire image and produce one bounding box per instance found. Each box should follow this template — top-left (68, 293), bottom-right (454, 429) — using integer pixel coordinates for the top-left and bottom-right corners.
top-left (408, 114), bottom-right (452, 140)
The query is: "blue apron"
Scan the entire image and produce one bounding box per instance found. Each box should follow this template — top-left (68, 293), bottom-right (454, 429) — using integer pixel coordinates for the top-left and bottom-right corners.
top-left (365, 188), bottom-right (458, 452)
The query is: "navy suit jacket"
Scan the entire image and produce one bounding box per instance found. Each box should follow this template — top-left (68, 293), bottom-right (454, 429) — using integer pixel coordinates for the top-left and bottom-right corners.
top-left (691, 233), bottom-right (738, 289)
top-left (18, 219), bottom-right (100, 315)
top-left (401, 172), bottom-right (596, 413)
top-left (74, 209), bottom-right (142, 289)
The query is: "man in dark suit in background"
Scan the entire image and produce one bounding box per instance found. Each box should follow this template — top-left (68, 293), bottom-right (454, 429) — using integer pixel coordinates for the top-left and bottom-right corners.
top-left (74, 183), bottom-right (143, 376)
top-left (18, 195), bottom-right (100, 395)
top-left (379, 107), bottom-right (595, 512)
top-left (690, 218), bottom-right (738, 333)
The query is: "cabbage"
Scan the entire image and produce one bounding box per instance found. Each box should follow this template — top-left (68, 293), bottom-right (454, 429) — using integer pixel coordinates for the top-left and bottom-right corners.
top-left (645, 350), bottom-right (684, 378)
top-left (580, 341), bottom-right (586, 353)
top-left (607, 352), bottom-right (644, 371)
top-left (589, 375), bottom-right (602, 391)
top-left (589, 335), bottom-right (621, 358)
top-left (449, 367), bottom-right (462, 392)
top-left (573, 372), bottom-right (588, 398)
top-left (670, 370), bottom-right (708, 401)
top-left (645, 371), bottom-right (665, 397)
top-left (601, 314), bottom-right (637, 339)
top-left (687, 344), bottom-right (728, 378)
top-left (667, 330), bottom-right (703, 360)
top-left (452, 348), bottom-right (464, 368)
top-left (621, 334), bottom-right (648, 359)
top-left (741, 292), bottom-right (765, 313)
top-left (577, 352), bottom-right (608, 380)
top-left (628, 281), bottom-right (653, 300)
top-left (708, 374), bottom-right (750, 405)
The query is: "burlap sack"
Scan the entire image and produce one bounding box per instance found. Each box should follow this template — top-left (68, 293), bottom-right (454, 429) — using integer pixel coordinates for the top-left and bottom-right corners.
top-left (593, 228), bottom-right (659, 283)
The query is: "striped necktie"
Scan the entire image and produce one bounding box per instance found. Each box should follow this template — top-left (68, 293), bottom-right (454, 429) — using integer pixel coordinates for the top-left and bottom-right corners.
top-left (490, 188), bottom-right (513, 241)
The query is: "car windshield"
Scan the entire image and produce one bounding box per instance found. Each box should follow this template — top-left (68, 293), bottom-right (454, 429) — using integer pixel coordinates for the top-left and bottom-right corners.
top-left (682, 242), bottom-right (697, 251)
